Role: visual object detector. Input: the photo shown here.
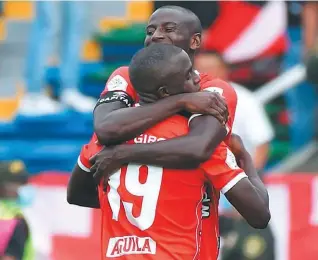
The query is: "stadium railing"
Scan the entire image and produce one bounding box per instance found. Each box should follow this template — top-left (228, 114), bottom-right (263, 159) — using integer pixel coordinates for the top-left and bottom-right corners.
top-left (255, 64), bottom-right (306, 104)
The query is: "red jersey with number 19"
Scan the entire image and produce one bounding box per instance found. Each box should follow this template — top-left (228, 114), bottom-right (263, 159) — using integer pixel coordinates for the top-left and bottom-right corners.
top-left (78, 115), bottom-right (246, 260)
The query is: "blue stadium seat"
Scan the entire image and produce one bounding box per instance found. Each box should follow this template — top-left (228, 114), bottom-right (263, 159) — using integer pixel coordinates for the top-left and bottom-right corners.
top-left (12, 110), bottom-right (93, 139)
top-left (0, 139), bottom-right (86, 173)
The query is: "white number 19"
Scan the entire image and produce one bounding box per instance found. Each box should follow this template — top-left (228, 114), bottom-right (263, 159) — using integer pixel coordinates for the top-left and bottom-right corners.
top-left (107, 164), bottom-right (163, 231)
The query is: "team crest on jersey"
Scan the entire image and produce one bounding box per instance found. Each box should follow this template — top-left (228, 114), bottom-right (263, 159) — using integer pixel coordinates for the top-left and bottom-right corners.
top-left (107, 75), bottom-right (128, 91)
top-left (225, 148), bottom-right (240, 170)
top-left (134, 134), bottom-right (166, 144)
top-left (106, 236), bottom-right (156, 257)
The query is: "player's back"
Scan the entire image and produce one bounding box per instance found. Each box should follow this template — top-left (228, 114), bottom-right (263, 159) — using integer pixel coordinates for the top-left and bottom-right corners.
top-left (100, 115), bottom-right (205, 260)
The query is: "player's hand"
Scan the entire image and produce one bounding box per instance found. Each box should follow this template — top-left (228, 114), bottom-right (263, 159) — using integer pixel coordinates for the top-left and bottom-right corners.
top-left (89, 146), bottom-right (122, 184)
top-left (180, 92), bottom-right (229, 125)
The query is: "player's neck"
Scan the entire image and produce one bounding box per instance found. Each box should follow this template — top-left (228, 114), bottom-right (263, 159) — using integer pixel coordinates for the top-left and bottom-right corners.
top-left (138, 94), bottom-right (158, 105)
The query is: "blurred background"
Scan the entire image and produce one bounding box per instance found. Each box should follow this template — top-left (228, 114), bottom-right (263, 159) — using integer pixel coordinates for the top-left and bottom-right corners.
top-left (0, 1), bottom-right (317, 260)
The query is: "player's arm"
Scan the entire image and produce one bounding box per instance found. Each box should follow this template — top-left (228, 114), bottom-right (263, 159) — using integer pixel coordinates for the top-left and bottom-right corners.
top-left (95, 94), bottom-right (184, 146)
top-left (226, 134), bottom-right (269, 207)
top-left (90, 115), bottom-right (227, 181)
top-left (95, 93), bottom-right (227, 147)
top-left (203, 137), bottom-right (270, 229)
top-left (225, 156), bottom-right (270, 229)
top-left (67, 146), bottom-right (100, 208)
top-left (67, 164), bottom-right (100, 208)
top-left (94, 67), bottom-right (228, 146)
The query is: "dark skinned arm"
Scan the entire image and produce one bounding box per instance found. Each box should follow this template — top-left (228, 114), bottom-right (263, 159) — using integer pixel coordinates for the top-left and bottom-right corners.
top-left (90, 116), bottom-right (227, 181)
top-left (67, 164), bottom-right (100, 208)
top-left (225, 162), bottom-right (270, 229)
top-left (94, 92), bottom-right (227, 147)
top-left (94, 96), bottom-right (182, 146)
top-left (116, 116), bottom-right (226, 168)
top-left (225, 135), bottom-right (270, 229)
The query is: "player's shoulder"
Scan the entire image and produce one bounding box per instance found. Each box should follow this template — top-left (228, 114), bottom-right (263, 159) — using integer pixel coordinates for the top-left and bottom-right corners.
top-left (110, 66), bottom-right (129, 76)
top-left (101, 66), bottom-right (138, 99)
top-left (106, 66), bottom-right (131, 92)
top-left (198, 71), bottom-right (235, 93)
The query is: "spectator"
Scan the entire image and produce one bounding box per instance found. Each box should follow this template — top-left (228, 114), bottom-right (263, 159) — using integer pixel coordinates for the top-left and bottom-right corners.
top-left (19, 2), bottom-right (96, 116)
top-left (0, 160), bottom-right (34, 260)
top-left (196, 51), bottom-right (275, 260)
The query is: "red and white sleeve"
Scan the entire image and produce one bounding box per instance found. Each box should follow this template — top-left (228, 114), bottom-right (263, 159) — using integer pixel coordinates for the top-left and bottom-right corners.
top-left (200, 143), bottom-right (247, 194)
top-left (100, 66), bottom-right (138, 102)
top-left (77, 144), bottom-right (91, 173)
top-left (77, 134), bottom-right (103, 173)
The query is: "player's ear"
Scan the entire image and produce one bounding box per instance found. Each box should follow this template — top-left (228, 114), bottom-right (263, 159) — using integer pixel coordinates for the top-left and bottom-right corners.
top-left (190, 33), bottom-right (201, 51)
top-left (157, 86), bottom-right (170, 98)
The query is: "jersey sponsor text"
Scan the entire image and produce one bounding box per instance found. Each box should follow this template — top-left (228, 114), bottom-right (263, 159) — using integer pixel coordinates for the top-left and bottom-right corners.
top-left (134, 134), bottom-right (166, 144)
top-left (106, 236), bottom-right (156, 257)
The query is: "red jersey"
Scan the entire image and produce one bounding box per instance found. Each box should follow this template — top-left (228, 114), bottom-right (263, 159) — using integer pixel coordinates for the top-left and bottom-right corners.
top-left (78, 116), bottom-right (246, 260)
top-left (101, 66), bottom-right (238, 140)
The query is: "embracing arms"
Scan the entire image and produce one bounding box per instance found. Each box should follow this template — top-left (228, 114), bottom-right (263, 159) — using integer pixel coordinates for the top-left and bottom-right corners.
top-left (224, 134), bottom-right (270, 228)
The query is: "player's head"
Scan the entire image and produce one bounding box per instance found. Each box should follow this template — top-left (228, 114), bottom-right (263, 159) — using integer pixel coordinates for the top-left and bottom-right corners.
top-left (195, 51), bottom-right (229, 80)
top-left (145, 5), bottom-right (202, 62)
top-left (129, 43), bottom-right (200, 103)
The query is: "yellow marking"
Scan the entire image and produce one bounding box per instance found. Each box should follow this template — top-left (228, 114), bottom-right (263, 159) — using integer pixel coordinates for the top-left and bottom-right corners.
top-left (99, 18), bottom-right (128, 32)
top-left (0, 18), bottom-right (6, 41)
top-left (82, 40), bottom-right (101, 61)
top-left (127, 1), bottom-right (153, 22)
top-left (3, 1), bottom-right (34, 20)
top-left (0, 84), bottom-right (24, 121)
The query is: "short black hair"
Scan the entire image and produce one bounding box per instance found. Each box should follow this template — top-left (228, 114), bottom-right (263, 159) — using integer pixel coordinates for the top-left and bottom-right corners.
top-left (129, 43), bottom-right (183, 94)
top-left (157, 5), bottom-right (202, 35)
